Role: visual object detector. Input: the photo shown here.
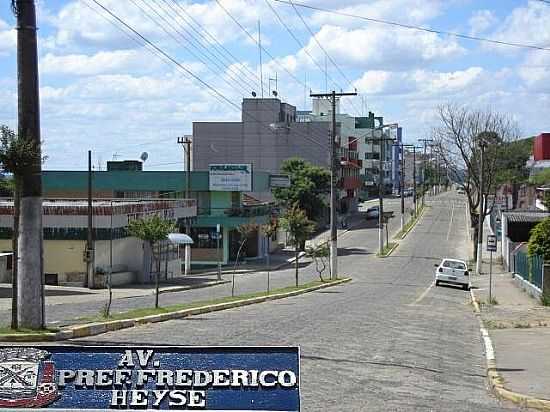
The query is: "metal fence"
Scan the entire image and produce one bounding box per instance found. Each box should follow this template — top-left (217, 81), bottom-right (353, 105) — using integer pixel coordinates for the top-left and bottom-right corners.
top-left (514, 251), bottom-right (544, 290)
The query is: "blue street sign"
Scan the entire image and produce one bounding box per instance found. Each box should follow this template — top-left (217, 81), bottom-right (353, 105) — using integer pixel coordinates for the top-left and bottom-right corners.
top-left (0, 346), bottom-right (300, 411)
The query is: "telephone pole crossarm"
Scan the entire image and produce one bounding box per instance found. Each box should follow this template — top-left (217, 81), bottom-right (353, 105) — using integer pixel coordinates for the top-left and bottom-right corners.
top-left (309, 90), bottom-right (357, 280)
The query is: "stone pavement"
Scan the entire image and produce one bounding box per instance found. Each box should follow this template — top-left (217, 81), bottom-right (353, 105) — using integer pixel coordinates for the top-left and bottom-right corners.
top-left (472, 222), bottom-right (550, 403)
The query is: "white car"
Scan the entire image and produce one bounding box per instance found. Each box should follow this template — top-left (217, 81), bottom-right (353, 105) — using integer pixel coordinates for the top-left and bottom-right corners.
top-left (434, 258), bottom-right (470, 290)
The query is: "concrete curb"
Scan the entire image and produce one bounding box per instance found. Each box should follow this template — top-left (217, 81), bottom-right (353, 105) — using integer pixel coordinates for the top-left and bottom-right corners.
top-left (376, 242), bottom-right (399, 258)
top-left (470, 288), bottom-right (550, 411)
top-left (0, 278), bottom-right (352, 343)
top-left (398, 205), bottom-right (426, 240)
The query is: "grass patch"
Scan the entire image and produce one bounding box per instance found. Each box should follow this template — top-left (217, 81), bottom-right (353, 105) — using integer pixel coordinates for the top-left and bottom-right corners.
top-left (541, 293), bottom-right (550, 307)
top-left (393, 205), bottom-right (426, 239)
top-left (82, 279), bottom-right (348, 323)
top-left (377, 242), bottom-right (398, 257)
top-left (0, 327), bottom-right (59, 336)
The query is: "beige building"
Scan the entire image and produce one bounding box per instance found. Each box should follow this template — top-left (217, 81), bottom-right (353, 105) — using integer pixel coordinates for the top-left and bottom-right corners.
top-left (0, 199), bottom-right (196, 287)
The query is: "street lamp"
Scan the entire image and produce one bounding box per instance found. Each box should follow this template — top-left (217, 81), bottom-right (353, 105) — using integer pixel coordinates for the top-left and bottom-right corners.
top-left (365, 123), bottom-right (398, 255)
top-left (476, 134), bottom-right (489, 275)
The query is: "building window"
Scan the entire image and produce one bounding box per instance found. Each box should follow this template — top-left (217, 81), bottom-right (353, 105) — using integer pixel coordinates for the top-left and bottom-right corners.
top-left (190, 227), bottom-right (219, 249)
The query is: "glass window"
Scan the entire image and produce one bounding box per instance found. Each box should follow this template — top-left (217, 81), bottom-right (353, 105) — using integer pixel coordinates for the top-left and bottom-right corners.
top-left (190, 227), bottom-right (221, 249)
top-left (442, 260), bottom-right (466, 270)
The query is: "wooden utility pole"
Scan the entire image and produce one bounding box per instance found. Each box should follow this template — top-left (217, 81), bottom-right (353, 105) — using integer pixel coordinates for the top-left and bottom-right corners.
top-left (310, 91), bottom-right (357, 280)
top-left (86, 150), bottom-right (95, 288)
top-left (14, 0), bottom-right (44, 329)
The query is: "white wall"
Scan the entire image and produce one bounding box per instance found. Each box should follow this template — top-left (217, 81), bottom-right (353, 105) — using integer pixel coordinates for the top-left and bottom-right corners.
top-left (95, 237), bottom-right (144, 275)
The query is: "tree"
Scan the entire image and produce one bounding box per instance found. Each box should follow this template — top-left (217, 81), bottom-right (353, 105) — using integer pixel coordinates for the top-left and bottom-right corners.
top-left (432, 104), bottom-right (519, 261)
top-left (231, 222), bottom-right (259, 296)
top-left (280, 204), bottom-right (315, 287)
top-left (127, 215), bottom-right (175, 309)
top-left (305, 244), bottom-right (329, 282)
top-left (272, 158), bottom-right (330, 222)
top-left (0, 125), bottom-right (42, 329)
top-left (528, 218), bottom-right (550, 261)
top-left (260, 221), bottom-right (277, 293)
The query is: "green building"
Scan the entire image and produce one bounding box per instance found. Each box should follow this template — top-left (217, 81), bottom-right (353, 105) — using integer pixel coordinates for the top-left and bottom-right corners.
top-left (42, 169), bottom-right (275, 266)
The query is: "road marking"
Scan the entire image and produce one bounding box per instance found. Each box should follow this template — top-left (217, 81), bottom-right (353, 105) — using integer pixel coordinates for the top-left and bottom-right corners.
top-left (446, 200), bottom-right (455, 241)
top-left (409, 281), bottom-right (434, 306)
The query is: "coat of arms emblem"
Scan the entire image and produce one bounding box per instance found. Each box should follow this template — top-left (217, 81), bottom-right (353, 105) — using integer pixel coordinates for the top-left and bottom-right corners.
top-left (0, 348), bottom-right (59, 408)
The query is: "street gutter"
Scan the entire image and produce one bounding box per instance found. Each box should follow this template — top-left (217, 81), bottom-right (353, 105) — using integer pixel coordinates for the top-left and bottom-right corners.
top-left (470, 288), bottom-right (550, 411)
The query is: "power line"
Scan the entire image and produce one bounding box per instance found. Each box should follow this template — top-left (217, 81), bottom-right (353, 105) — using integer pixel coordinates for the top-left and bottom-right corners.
top-left (128, 0), bottom-right (255, 94)
top-left (162, 0), bottom-right (267, 91)
top-left (287, 0), bottom-right (354, 87)
top-left (214, 0), bottom-right (308, 91)
top-left (264, 0), bottom-right (346, 102)
top-left (85, 0), bottom-right (329, 152)
top-left (274, 0), bottom-right (550, 52)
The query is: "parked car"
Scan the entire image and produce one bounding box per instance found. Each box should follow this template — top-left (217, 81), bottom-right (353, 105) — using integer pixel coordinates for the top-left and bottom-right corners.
top-left (434, 258), bottom-right (470, 290)
top-left (366, 206), bottom-right (380, 220)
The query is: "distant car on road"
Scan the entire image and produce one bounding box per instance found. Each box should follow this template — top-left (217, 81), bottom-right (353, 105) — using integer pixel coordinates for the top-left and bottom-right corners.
top-left (434, 258), bottom-right (470, 290)
top-left (365, 206), bottom-right (380, 220)
top-left (403, 188), bottom-right (413, 197)
top-left (457, 188), bottom-right (465, 194)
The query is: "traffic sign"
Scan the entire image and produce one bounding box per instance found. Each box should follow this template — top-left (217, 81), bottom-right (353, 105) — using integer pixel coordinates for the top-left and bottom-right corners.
top-left (487, 234), bottom-right (497, 252)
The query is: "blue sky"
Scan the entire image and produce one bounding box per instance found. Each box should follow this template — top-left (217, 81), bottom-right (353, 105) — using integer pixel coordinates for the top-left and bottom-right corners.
top-left (1, 0), bottom-right (549, 170)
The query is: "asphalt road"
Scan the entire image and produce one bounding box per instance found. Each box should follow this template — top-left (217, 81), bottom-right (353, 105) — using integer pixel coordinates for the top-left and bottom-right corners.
top-left (76, 192), bottom-right (520, 411)
top-left (0, 197), bottom-right (411, 327)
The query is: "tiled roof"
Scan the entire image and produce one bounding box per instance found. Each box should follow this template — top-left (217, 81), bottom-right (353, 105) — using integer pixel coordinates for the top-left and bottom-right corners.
top-left (504, 210), bottom-right (550, 223)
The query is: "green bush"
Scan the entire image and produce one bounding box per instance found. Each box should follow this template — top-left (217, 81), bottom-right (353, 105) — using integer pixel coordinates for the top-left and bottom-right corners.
top-left (528, 217), bottom-right (550, 261)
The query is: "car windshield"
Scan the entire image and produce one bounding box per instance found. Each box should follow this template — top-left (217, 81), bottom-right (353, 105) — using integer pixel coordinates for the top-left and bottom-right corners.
top-left (442, 260), bottom-right (466, 270)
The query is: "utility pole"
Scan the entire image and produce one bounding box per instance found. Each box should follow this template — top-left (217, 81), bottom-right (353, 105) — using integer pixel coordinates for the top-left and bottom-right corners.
top-left (392, 143), bottom-right (405, 232)
top-left (419, 139), bottom-right (433, 207)
top-left (412, 147), bottom-right (417, 216)
top-left (367, 125), bottom-right (398, 254)
top-left (86, 150), bottom-right (95, 289)
top-left (310, 90), bottom-right (357, 280)
top-left (476, 139), bottom-right (487, 275)
top-left (178, 136), bottom-right (192, 275)
top-left (14, 0), bottom-right (44, 328)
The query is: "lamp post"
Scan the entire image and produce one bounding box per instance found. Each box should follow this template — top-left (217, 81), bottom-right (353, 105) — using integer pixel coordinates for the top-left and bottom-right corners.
top-left (366, 123), bottom-right (398, 254)
top-left (476, 136), bottom-right (488, 275)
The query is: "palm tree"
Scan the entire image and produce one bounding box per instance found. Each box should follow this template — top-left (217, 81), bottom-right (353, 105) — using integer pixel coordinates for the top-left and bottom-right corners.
top-left (0, 125), bottom-right (42, 329)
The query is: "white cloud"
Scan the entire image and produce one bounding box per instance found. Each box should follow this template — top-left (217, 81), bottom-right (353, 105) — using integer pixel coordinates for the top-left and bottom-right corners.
top-left (40, 49), bottom-right (164, 76)
top-left (294, 25), bottom-right (464, 71)
top-left (518, 51), bottom-right (550, 92)
top-left (309, 0), bottom-right (445, 27)
top-left (468, 10), bottom-right (497, 36)
top-left (0, 18), bottom-right (16, 56)
top-left (354, 67), bottom-right (485, 97)
top-left (490, 1), bottom-right (550, 52)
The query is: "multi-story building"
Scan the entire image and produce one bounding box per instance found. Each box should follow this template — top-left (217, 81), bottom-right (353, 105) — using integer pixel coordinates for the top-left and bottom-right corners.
top-left (193, 97), bottom-right (362, 212)
top-left (193, 98), bottom-right (329, 174)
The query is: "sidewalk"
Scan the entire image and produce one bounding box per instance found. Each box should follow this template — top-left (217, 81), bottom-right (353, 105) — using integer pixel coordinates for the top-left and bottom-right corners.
top-left (471, 221), bottom-right (550, 405)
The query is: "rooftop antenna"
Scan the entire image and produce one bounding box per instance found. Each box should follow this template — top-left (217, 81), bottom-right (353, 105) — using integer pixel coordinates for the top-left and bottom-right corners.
top-left (268, 72), bottom-right (278, 97)
top-left (140, 152), bottom-right (148, 162)
top-left (112, 152), bottom-right (120, 160)
top-left (258, 19), bottom-right (264, 98)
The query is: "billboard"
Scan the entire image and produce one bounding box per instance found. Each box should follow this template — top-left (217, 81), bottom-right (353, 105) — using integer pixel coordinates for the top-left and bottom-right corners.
top-left (209, 164), bottom-right (253, 192)
top-left (0, 346), bottom-right (300, 411)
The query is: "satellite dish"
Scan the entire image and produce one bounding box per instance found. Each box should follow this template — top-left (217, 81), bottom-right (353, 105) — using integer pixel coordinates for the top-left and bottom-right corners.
top-left (140, 152), bottom-right (149, 162)
top-left (251, 91), bottom-right (257, 97)
top-left (272, 90), bottom-right (278, 97)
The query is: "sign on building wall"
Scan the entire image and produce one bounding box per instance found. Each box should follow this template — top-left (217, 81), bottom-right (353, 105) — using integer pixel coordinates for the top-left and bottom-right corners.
top-left (269, 174), bottom-right (291, 188)
top-left (0, 346), bottom-right (300, 411)
top-left (209, 164), bottom-right (253, 192)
